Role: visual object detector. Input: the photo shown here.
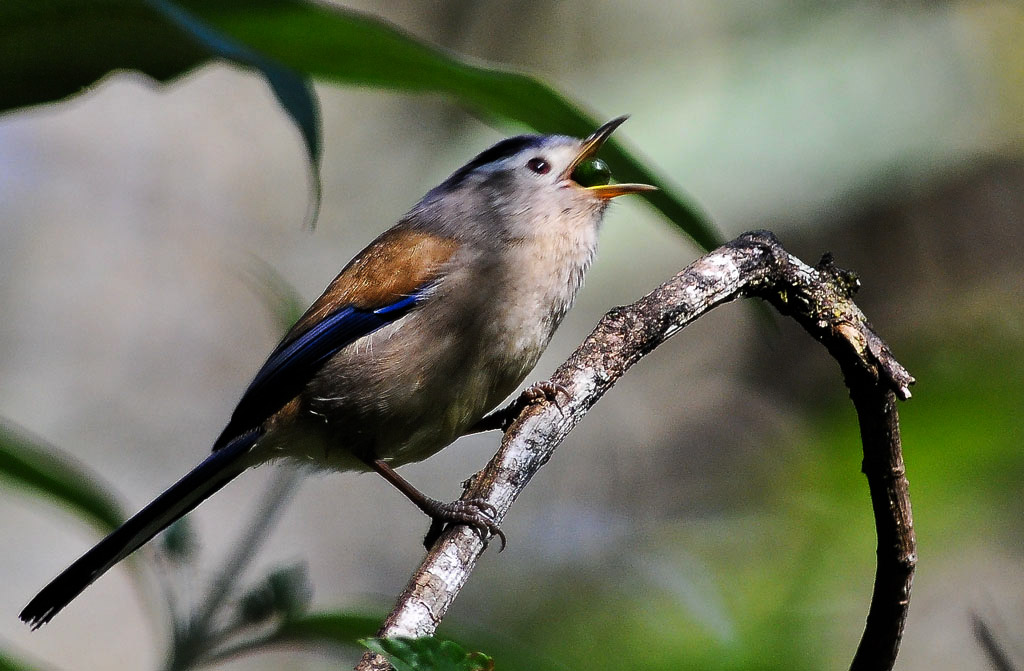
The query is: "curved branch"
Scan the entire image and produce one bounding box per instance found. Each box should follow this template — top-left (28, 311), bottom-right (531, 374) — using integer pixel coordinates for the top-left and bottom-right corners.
top-left (355, 230), bottom-right (916, 671)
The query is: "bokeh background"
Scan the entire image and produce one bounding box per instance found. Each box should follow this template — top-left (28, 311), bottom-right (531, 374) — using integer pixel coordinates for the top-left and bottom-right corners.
top-left (2, 1), bottom-right (1023, 669)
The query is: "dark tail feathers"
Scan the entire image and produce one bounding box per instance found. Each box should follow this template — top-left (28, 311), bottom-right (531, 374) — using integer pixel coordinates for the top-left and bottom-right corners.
top-left (20, 432), bottom-right (260, 628)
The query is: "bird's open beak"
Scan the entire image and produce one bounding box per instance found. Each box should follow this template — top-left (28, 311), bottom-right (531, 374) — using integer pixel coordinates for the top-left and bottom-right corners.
top-left (565, 116), bottom-right (658, 200)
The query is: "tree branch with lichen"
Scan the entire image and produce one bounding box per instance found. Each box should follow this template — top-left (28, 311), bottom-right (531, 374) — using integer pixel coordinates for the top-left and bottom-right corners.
top-left (355, 230), bottom-right (917, 671)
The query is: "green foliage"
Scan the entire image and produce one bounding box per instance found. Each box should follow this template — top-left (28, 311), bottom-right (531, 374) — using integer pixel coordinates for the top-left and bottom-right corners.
top-left (0, 422), bottom-right (124, 534)
top-left (237, 564), bottom-right (312, 624)
top-left (146, 0), bottom-right (322, 223)
top-left (270, 611), bottom-right (381, 648)
top-left (363, 637), bottom-right (493, 671)
top-left (0, 650), bottom-right (45, 671)
top-left (160, 519), bottom-right (198, 563)
top-left (1, 0), bottom-right (321, 221)
top-left (0, 0), bottom-right (719, 250)
top-left (242, 256), bottom-right (309, 332)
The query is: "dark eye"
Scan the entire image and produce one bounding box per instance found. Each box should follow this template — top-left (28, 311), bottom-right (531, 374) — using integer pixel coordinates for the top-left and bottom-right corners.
top-left (526, 157), bottom-right (550, 174)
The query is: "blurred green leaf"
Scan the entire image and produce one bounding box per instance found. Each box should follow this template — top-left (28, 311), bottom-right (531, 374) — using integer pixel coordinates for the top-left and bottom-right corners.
top-left (263, 564), bottom-right (312, 617)
top-left (0, 649), bottom-right (47, 671)
top-left (1, 2), bottom-right (200, 111)
top-left (2, 1), bottom-right (322, 224)
top-left (363, 637), bottom-right (493, 671)
top-left (0, 421), bottom-right (124, 534)
top-left (145, 0), bottom-right (322, 226)
top-left (160, 518), bottom-right (198, 563)
top-left (0, 0), bottom-right (719, 250)
top-left (242, 255), bottom-right (307, 334)
top-left (237, 563), bottom-right (312, 624)
top-left (269, 611), bottom-right (380, 648)
top-left (198, 611), bottom-right (379, 667)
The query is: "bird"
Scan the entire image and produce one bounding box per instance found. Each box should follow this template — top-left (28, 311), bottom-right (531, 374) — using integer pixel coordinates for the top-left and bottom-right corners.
top-left (20, 116), bottom-right (655, 628)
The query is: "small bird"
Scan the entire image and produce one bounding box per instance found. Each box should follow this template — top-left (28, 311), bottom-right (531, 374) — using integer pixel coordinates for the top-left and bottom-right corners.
top-left (20, 117), bottom-right (654, 628)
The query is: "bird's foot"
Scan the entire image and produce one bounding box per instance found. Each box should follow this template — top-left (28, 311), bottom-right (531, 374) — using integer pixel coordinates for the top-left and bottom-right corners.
top-left (499, 380), bottom-right (570, 429)
top-left (519, 380), bottom-right (569, 412)
top-left (422, 497), bottom-right (506, 551)
top-left (468, 380), bottom-right (570, 434)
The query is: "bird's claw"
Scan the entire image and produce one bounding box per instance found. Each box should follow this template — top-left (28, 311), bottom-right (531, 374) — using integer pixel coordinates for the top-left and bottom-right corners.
top-left (521, 380), bottom-right (570, 410)
top-left (422, 497), bottom-right (506, 551)
top-left (496, 380), bottom-right (570, 431)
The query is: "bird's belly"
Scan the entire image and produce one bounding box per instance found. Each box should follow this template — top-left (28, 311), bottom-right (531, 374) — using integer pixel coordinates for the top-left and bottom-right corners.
top-left (271, 305), bottom-right (545, 471)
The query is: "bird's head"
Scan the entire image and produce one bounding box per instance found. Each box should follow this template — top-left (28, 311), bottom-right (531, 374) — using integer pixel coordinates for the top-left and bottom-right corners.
top-left (413, 117), bottom-right (656, 243)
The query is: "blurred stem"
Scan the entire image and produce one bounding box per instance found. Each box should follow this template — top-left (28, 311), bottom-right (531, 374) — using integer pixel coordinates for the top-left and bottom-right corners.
top-left (190, 627), bottom-right (297, 669)
top-left (164, 468), bottom-right (300, 671)
top-left (972, 613), bottom-right (1019, 671)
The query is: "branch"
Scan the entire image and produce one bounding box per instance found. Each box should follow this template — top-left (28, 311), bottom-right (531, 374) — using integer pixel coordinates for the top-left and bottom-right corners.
top-left (354, 230), bottom-right (917, 671)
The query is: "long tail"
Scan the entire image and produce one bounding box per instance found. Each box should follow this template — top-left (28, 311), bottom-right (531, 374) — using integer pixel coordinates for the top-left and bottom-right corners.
top-left (20, 431), bottom-right (260, 628)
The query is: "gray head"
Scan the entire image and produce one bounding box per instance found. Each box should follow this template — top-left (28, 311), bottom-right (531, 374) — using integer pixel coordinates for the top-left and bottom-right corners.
top-left (405, 117), bottom-right (655, 243)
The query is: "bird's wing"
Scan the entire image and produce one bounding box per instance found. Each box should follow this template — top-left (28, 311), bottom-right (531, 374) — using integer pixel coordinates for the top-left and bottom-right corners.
top-left (213, 228), bottom-right (459, 450)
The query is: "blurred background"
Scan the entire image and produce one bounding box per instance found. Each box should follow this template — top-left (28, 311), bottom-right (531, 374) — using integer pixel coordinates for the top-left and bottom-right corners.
top-left (2, 1), bottom-right (1023, 669)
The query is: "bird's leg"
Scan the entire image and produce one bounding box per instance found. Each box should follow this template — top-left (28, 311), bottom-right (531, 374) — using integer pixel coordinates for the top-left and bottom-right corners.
top-left (465, 380), bottom-right (570, 434)
top-left (366, 459), bottom-right (506, 550)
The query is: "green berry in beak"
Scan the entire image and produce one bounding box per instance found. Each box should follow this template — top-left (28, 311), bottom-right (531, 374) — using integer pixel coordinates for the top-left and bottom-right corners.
top-left (571, 158), bottom-right (612, 188)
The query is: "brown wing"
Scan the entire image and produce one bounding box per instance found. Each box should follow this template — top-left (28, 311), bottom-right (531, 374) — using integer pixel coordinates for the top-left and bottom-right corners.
top-left (284, 227), bottom-right (460, 343)
top-left (211, 227), bottom-right (459, 450)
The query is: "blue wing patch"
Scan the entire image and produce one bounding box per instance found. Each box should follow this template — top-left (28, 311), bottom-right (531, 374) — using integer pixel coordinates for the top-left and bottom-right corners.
top-left (212, 290), bottom-right (425, 450)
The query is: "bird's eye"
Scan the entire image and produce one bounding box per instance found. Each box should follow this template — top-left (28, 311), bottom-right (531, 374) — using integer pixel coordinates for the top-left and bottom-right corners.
top-left (526, 157), bottom-right (551, 175)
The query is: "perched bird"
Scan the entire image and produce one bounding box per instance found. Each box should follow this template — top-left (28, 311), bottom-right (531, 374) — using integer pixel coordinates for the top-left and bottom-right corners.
top-left (21, 117), bottom-right (654, 628)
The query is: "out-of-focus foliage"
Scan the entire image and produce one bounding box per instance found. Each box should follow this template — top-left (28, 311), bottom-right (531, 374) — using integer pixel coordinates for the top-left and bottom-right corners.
top-left (0, 650), bottom-right (43, 671)
top-left (363, 637), bottom-right (493, 671)
top-left (269, 612), bottom-right (380, 649)
top-left (237, 564), bottom-right (313, 623)
top-left (2, 1), bottom-right (320, 197)
top-left (242, 256), bottom-right (310, 333)
top-left (0, 423), bottom-right (124, 534)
